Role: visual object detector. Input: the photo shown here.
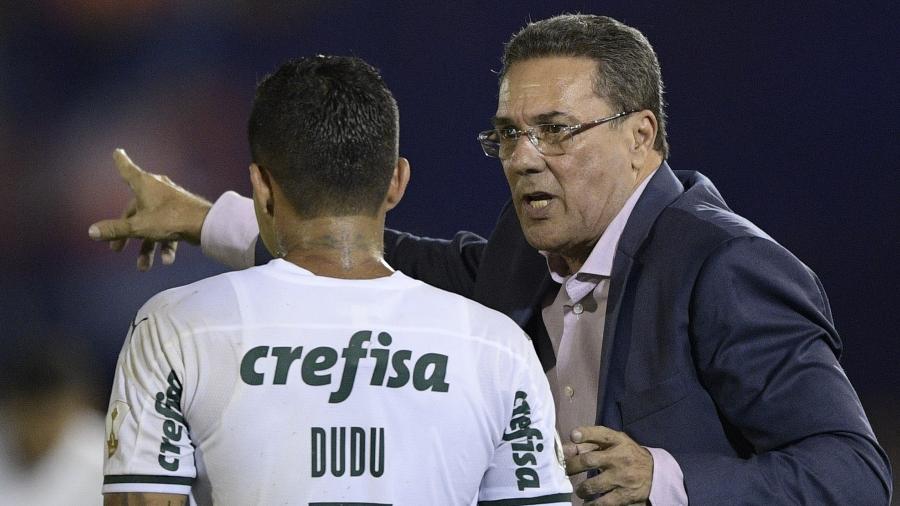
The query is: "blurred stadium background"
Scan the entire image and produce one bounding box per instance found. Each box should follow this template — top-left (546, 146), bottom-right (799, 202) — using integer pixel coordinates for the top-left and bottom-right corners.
top-left (1, 0), bottom-right (897, 501)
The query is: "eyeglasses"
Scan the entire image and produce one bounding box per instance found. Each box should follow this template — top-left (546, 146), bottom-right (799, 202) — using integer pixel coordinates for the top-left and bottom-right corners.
top-left (476, 110), bottom-right (638, 159)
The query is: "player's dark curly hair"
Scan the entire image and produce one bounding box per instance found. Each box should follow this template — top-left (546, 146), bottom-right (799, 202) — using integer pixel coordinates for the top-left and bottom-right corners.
top-left (248, 55), bottom-right (399, 217)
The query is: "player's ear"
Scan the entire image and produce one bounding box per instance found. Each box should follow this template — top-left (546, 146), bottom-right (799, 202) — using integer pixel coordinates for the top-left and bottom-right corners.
top-left (384, 156), bottom-right (410, 212)
top-left (249, 163), bottom-right (274, 216)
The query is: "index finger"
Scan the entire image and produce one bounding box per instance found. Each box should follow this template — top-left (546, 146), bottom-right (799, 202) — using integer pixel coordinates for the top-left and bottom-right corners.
top-left (563, 442), bottom-right (600, 459)
top-left (89, 218), bottom-right (133, 241)
top-left (570, 425), bottom-right (623, 448)
top-left (113, 148), bottom-right (145, 185)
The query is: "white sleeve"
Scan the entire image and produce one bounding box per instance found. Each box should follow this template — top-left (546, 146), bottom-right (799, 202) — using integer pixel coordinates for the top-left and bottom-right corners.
top-left (200, 191), bottom-right (259, 269)
top-left (478, 336), bottom-right (572, 505)
top-left (646, 446), bottom-right (688, 505)
top-left (102, 305), bottom-right (196, 496)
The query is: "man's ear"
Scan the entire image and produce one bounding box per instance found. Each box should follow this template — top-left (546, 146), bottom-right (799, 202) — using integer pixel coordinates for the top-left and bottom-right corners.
top-left (384, 157), bottom-right (411, 211)
top-left (629, 110), bottom-right (659, 169)
top-left (249, 163), bottom-right (274, 216)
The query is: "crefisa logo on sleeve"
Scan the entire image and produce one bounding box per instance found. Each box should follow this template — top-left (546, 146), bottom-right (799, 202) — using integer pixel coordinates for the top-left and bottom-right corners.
top-left (155, 370), bottom-right (187, 471)
top-left (502, 390), bottom-right (545, 491)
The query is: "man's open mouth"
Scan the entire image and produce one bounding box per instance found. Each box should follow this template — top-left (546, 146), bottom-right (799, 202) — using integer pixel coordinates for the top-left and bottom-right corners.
top-left (524, 192), bottom-right (554, 209)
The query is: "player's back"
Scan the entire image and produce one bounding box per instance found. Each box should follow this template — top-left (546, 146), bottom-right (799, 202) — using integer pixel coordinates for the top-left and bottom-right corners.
top-left (103, 259), bottom-right (571, 505)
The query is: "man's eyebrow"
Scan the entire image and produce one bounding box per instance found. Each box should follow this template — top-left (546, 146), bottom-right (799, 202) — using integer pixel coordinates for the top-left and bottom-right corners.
top-left (491, 111), bottom-right (575, 127)
top-left (491, 116), bottom-right (513, 127)
top-left (534, 111), bottom-right (576, 124)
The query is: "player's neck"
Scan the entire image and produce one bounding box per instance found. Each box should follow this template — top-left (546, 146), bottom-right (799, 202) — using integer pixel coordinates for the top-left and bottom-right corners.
top-left (276, 215), bottom-right (393, 279)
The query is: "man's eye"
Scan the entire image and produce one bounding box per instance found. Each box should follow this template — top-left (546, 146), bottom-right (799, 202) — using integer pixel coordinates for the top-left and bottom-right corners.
top-left (498, 127), bottom-right (519, 139)
top-left (539, 124), bottom-right (568, 135)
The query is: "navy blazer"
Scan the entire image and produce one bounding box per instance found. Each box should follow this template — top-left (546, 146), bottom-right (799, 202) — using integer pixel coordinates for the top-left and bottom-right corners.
top-left (383, 163), bottom-right (892, 504)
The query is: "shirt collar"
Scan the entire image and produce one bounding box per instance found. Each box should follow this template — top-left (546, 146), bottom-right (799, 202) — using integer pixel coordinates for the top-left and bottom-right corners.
top-left (544, 169), bottom-right (657, 283)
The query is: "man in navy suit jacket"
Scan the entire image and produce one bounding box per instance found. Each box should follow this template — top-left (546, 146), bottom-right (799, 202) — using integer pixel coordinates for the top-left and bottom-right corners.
top-left (91, 14), bottom-right (891, 505)
top-left (384, 163), bottom-right (891, 504)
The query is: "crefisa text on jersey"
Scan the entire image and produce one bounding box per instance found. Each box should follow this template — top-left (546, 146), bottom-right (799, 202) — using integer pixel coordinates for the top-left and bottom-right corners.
top-left (502, 390), bottom-right (545, 491)
top-left (239, 330), bottom-right (450, 402)
top-left (155, 370), bottom-right (186, 471)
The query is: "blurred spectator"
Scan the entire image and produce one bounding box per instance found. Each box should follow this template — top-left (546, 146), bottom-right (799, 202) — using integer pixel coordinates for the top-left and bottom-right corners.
top-left (0, 330), bottom-right (104, 506)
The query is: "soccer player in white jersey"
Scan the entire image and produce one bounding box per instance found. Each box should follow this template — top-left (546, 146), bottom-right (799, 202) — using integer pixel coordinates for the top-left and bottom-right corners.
top-left (101, 56), bottom-right (572, 505)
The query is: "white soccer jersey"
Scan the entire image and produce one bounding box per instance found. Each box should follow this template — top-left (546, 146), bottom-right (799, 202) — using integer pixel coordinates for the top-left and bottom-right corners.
top-left (103, 259), bottom-right (571, 505)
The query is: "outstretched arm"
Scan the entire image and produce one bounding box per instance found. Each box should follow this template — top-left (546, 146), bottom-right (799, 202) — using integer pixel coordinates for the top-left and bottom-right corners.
top-left (88, 150), bottom-right (491, 293)
top-left (88, 149), bottom-right (212, 270)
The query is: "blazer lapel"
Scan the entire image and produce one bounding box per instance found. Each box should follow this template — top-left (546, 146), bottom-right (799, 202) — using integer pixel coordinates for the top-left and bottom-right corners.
top-left (596, 163), bottom-right (684, 426)
top-left (500, 225), bottom-right (558, 372)
top-left (475, 202), bottom-right (559, 369)
top-left (523, 273), bottom-right (558, 371)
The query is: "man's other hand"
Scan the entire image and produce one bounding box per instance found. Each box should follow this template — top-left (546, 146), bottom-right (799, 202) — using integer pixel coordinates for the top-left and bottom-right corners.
top-left (564, 425), bottom-right (652, 506)
top-left (88, 149), bottom-right (212, 271)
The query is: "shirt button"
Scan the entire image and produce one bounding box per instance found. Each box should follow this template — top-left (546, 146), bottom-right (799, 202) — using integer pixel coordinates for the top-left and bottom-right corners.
top-left (573, 303), bottom-right (584, 315)
top-left (564, 385), bottom-right (575, 398)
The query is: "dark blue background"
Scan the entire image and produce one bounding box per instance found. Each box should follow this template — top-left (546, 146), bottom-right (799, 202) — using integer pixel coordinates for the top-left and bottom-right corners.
top-left (2, 0), bottom-right (896, 486)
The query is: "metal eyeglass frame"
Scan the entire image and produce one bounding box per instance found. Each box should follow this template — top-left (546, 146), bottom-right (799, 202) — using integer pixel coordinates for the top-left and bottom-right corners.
top-left (477, 110), bottom-right (638, 158)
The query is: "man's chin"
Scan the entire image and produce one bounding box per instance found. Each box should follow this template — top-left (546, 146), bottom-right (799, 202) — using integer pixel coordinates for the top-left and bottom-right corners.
top-left (521, 227), bottom-right (560, 253)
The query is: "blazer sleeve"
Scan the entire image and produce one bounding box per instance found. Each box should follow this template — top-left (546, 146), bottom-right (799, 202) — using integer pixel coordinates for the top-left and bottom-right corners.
top-left (383, 229), bottom-right (488, 299)
top-left (251, 225), bottom-right (489, 297)
top-left (674, 235), bottom-right (892, 504)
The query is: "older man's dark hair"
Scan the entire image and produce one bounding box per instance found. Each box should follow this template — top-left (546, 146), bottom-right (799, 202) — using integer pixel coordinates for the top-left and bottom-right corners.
top-left (501, 14), bottom-right (669, 158)
top-left (248, 55), bottom-right (399, 217)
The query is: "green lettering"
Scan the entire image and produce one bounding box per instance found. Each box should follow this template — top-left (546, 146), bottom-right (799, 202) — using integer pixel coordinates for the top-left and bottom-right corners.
top-left (165, 371), bottom-right (183, 405)
top-left (412, 353), bottom-right (449, 392)
top-left (158, 453), bottom-right (179, 471)
top-left (329, 331), bottom-right (370, 403)
top-left (515, 468), bottom-right (540, 490)
top-left (311, 427), bottom-right (326, 478)
top-left (370, 427), bottom-right (385, 478)
top-left (154, 392), bottom-right (185, 424)
top-left (509, 414), bottom-right (531, 432)
top-left (376, 332), bottom-right (392, 346)
top-left (504, 426), bottom-right (544, 443)
top-left (302, 347), bottom-right (337, 386)
top-left (330, 427), bottom-right (346, 477)
top-left (512, 394), bottom-right (531, 417)
top-left (240, 346), bottom-right (269, 385)
top-left (512, 440), bottom-right (543, 452)
top-left (163, 420), bottom-right (182, 441)
top-left (370, 334), bottom-right (394, 385)
top-left (370, 349), bottom-right (390, 386)
top-left (513, 452), bottom-right (537, 466)
top-left (350, 426), bottom-right (366, 476)
top-left (272, 346), bottom-right (304, 385)
top-left (386, 350), bottom-right (411, 388)
top-left (159, 437), bottom-right (180, 455)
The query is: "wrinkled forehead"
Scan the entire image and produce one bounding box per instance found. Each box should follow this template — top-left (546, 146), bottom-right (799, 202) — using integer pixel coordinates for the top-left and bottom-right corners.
top-left (495, 57), bottom-right (602, 122)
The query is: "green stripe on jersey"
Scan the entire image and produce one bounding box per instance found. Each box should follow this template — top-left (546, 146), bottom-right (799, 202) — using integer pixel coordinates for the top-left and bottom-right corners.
top-left (103, 475), bottom-right (194, 485)
top-left (478, 492), bottom-right (572, 506)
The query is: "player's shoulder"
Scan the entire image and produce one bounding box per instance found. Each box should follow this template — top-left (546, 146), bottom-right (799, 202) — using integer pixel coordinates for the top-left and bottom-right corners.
top-left (136, 270), bottom-right (243, 324)
top-left (398, 272), bottom-right (532, 348)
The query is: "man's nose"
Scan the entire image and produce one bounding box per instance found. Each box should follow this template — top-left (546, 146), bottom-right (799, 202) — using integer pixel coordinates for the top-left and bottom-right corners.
top-left (504, 133), bottom-right (545, 176)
